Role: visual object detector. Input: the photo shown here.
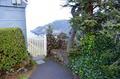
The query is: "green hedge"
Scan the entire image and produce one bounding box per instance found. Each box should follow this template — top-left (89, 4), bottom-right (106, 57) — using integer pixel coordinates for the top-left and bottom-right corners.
top-left (0, 28), bottom-right (28, 72)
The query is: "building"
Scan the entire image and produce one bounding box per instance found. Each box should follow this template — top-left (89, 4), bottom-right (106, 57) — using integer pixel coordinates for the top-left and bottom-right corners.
top-left (0, 0), bottom-right (28, 37)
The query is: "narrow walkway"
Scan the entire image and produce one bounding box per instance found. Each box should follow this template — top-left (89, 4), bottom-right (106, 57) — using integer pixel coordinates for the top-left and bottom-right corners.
top-left (29, 60), bottom-right (73, 79)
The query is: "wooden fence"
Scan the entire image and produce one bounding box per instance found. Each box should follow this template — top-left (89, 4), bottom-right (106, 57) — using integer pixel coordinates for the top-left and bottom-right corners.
top-left (27, 34), bottom-right (47, 57)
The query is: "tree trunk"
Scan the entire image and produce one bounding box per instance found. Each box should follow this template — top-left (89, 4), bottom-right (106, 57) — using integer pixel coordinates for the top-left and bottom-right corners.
top-left (87, 0), bottom-right (93, 15)
top-left (67, 0), bottom-right (94, 52)
top-left (67, 29), bottom-right (76, 52)
top-left (67, 3), bottom-right (80, 52)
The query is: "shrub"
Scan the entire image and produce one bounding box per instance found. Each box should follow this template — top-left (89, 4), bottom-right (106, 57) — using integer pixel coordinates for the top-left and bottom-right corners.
top-left (46, 25), bottom-right (58, 55)
top-left (57, 33), bottom-right (68, 50)
top-left (47, 26), bottom-right (68, 55)
top-left (47, 33), bottom-right (58, 55)
top-left (68, 33), bottom-right (120, 79)
top-left (47, 33), bottom-right (68, 54)
top-left (0, 28), bottom-right (29, 72)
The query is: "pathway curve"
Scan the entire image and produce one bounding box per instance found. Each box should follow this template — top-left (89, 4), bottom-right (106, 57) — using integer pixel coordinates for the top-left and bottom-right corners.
top-left (29, 60), bottom-right (73, 79)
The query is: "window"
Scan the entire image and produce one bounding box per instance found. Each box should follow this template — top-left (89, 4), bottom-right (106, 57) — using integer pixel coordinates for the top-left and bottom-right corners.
top-left (16, 0), bottom-right (22, 5)
top-left (12, 0), bottom-right (16, 5)
top-left (12, 0), bottom-right (21, 5)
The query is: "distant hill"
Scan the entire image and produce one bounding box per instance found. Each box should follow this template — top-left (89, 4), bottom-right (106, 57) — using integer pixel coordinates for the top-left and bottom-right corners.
top-left (31, 20), bottom-right (72, 36)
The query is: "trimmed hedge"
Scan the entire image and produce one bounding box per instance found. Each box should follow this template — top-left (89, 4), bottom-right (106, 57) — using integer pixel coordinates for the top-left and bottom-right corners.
top-left (0, 28), bottom-right (28, 72)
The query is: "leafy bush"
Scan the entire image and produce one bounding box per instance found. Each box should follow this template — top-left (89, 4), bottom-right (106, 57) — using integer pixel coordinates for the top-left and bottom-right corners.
top-left (47, 33), bottom-right (58, 55)
top-left (57, 32), bottom-right (68, 39)
top-left (68, 33), bottom-right (120, 79)
top-left (47, 33), bottom-right (68, 54)
top-left (47, 26), bottom-right (68, 55)
top-left (57, 33), bottom-right (68, 50)
top-left (0, 28), bottom-right (29, 72)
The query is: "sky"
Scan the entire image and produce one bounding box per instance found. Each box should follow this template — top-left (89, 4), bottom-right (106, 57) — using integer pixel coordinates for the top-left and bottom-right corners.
top-left (26, 0), bottom-right (72, 31)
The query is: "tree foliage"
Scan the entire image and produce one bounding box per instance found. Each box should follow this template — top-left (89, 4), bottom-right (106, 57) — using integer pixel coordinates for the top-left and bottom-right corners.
top-left (67, 0), bottom-right (120, 79)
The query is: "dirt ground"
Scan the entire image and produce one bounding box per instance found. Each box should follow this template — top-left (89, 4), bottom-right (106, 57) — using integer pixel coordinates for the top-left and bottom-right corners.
top-left (1, 66), bottom-right (36, 79)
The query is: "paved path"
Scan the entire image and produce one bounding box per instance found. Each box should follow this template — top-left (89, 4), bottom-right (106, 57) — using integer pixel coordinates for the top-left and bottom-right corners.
top-left (29, 60), bottom-right (73, 79)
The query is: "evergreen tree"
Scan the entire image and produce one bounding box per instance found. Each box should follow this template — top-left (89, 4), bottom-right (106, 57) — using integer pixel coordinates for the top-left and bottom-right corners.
top-left (66, 0), bottom-right (120, 79)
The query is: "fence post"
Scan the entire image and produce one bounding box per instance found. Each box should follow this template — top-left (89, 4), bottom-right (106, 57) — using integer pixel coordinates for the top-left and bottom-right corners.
top-left (44, 34), bottom-right (47, 56)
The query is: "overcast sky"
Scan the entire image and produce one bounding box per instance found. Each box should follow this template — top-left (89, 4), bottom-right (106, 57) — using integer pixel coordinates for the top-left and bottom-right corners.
top-left (26, 0), bottom-right (72, 31)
